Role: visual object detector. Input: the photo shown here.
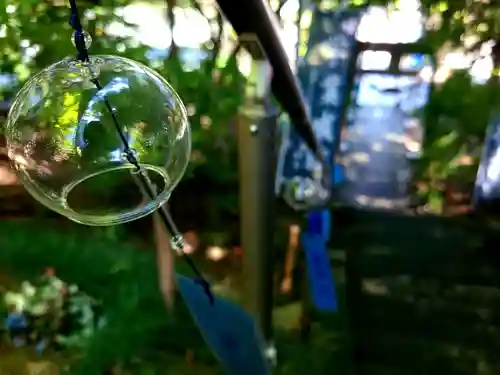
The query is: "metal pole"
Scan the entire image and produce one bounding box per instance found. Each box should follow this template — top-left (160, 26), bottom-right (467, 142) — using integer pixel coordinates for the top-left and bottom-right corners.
top-left (237, 47), bottom-right (279, 361)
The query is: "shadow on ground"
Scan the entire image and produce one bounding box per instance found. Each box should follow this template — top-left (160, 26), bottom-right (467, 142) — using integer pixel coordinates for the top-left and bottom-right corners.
top-left (330, 207), bottom-right (500, 375)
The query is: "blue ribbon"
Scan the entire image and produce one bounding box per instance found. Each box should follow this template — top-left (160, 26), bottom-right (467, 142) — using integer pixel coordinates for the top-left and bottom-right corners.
top-left (333, 163), bottom-right (345, 185)
top-left (302, 209), bottom-right (338, 312)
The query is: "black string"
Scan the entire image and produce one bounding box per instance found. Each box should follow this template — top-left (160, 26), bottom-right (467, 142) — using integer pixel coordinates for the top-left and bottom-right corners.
top-left (67, 0), bottom-right (214, 304)
top-left (68, 0), bottom-right (89, 62)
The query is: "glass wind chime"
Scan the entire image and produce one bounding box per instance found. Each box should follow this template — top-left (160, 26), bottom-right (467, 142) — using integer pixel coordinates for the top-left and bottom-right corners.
top-left (5, 2), bottom-right (271, 374)
top-left (5, 0), bottom-right (208, 284)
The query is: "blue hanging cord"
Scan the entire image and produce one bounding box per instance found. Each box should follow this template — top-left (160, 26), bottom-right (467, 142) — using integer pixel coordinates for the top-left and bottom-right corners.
top-left (66, 0), bottom-right (214, 304)
top-left (68, 0), bottom-right (90, 62)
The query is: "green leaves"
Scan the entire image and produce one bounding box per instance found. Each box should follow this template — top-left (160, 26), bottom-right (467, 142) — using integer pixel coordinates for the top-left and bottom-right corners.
top-left (0, 219), bottom-right (208, 374)
top-left (413, 71), bottom-right (500, 211)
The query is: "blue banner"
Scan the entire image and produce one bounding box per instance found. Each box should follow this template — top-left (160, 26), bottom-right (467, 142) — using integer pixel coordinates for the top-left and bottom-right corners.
top-left (302, 230), bottom-right (338, 312)
top-left (307, 208), bottom-right (331, 239)
top-left (276, 8), bottom-right (363, 312)
top-left (275, 8), bottom-right (363, 189)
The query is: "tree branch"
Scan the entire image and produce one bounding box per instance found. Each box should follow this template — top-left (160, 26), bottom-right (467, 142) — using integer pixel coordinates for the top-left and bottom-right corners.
top-left (165, 0), bottom-right (178, 59)
top-left (211, 11), bottom-right (224, 67)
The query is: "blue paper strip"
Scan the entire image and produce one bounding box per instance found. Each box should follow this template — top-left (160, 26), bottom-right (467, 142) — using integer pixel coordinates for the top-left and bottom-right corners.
top-left (176, 274), bottom-right (271, 375)
top-left (334, 163), bottom-right (345, 184)
top-left (321, 210), bottom-right (331, 241)
top-left (307, 209), bottom-right (331, 240)
top-left (302, 232), bottom-right (338, 312)
top-left (307, 209), bottom-right (324, 236)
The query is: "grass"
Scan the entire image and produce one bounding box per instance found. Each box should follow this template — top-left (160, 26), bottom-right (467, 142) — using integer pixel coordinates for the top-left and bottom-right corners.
top-left (0, 217), bottom-right (350, 375)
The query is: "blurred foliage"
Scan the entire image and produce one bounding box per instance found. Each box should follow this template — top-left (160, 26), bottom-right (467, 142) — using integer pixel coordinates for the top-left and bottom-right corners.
top-left (317, 0), bottom-right (500, 65)
top-left (413, 71), bottom-right (500, 211)
top-left (313, 0), bottom-right (500, 211)
top-left (2, 0), bottom-right (500, 372)
top-left (348, 0), bottom-right (500, 210)
top-left (418, 0), bottom-right (500, 66)
top-left (0, 0), bottom-right (244, 220)
top-left (0, 219), bottom-right (212, 374)
top-left (0, 219), bottom-right (348, 375)
top-left (159, 56), bottom-right (243, 185)
top-left (0, 0), bottom-right (247, 366)
top-left (0, 0), bottom-right (148, 85)
top-left (3, 0), bottom-right (500, 213)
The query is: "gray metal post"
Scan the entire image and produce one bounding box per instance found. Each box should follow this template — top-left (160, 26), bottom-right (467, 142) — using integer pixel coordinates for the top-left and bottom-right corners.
top-left (237, 37), bottom-right (279, 361)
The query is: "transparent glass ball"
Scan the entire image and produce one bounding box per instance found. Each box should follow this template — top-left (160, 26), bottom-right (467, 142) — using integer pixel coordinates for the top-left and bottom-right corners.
top-left (282, 176), bottom-right (329, 211)
top-left (5, 55), bottom-right (191, 226)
